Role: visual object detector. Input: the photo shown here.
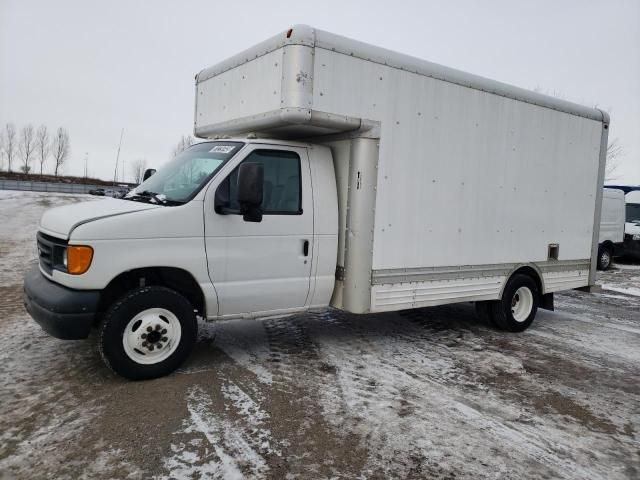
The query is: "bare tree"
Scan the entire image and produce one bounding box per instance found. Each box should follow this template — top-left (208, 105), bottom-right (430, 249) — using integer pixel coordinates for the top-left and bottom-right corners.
top-left (130, 158), bottom-right (148, 183)
top-left (35, 125), bottom-right (50, 175)
top-left (19, 124), bottom-right (36, 174)
top-left (172, 135), bottom-right (193, 158)
top-left (51, 127), bottom-right (70, 176)
top-left (0, 131), bottom-right (4, 171)
top-left (3, 123), bottom-right (17, 172)
top-left (604, 138), bottom-right (622, 183)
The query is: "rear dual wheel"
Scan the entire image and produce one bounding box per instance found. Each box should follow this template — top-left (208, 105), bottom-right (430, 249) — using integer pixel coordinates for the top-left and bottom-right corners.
top-left (476, 274), bottom-right (539, 332)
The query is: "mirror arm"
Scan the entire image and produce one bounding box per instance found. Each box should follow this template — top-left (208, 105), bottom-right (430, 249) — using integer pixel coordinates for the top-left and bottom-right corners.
top-left (240, 203), bottom-right (263, 222)
top-left (215, 204), bottom-right (233, 215)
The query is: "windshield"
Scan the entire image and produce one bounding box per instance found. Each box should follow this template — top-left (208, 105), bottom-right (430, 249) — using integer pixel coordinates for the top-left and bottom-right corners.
top-left (626, 203), bottom-right (640, 223)
top-left (128, 141), bottom-right (244, 203)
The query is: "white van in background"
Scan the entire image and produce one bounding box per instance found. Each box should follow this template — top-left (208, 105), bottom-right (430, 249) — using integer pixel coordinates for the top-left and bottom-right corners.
top-left (622, 190), bottom-right (640, 260)
top-left (597, 189), bottom-right (625, 270)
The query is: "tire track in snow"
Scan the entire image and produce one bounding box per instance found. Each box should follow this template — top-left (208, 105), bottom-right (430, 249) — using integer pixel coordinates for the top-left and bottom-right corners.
top-left (162, 385), bottom-right (269, 480)
top-left (259, 315), bottom-right (373, 478)
top-left (212, 319), bottom-right (274, 385)
top-left (383, 309), bottom-right (638, 478)
top-left (304, 307), bottom-right (629, 479)
top-left (221, 380), bottom-right (281, 458)
top-left (262, 316), bottom-right (318, 392)
top-left (164, 316), bottom-right (371, 479)
top-left (304, 308), bottom-right (473, 478)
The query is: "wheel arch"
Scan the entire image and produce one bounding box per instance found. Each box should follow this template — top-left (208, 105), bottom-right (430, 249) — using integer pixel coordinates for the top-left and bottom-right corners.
top-left (499, 264), bottom-right (546, 298)
top-left (97, 267), bottom-right (206, 322)
top-left (600, 240), bottom-right (614, 251)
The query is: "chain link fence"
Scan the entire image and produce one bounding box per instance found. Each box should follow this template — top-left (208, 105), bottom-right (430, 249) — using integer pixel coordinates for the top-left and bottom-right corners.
top-left (0, 179), bottom-right (117, 195)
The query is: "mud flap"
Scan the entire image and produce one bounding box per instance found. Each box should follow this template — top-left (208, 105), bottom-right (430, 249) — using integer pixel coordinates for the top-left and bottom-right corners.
top-left (540, 293), bottom-right (554, 311)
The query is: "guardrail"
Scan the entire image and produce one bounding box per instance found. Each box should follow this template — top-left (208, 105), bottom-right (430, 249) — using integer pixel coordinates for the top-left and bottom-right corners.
top-left (0, 179), bottom-right (109, 194)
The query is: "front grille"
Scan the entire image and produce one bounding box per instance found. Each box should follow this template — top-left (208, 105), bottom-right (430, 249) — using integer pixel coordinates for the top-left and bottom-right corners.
top-left (37, 232), bottom-right (67, 274)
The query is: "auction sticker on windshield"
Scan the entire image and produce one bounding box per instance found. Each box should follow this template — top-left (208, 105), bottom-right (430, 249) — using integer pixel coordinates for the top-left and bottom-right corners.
top-left (210, 145), bottom-right (236, 154)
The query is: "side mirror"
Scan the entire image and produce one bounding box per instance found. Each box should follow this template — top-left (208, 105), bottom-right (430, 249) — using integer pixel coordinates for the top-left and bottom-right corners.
top-left (142, 168), bottom-right (156, 181)
top-left (237, 163), bottom-right (263, 222)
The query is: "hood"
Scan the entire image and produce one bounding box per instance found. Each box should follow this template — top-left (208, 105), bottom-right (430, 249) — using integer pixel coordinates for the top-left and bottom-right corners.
top-left (40, 198), bottom-right (161, 238)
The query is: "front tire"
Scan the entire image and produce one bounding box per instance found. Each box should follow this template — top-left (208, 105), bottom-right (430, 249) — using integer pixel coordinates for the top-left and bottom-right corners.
top-left (597, 245), bottom-right (612, 270)
top-left (99, 286), bottom-right (198, 380)
top-left (491, 274), bottom-right (539, 332)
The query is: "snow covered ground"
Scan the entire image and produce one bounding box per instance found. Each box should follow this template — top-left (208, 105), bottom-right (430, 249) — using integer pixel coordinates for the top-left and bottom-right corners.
top-left (0, 191), bottom-right (638, 479)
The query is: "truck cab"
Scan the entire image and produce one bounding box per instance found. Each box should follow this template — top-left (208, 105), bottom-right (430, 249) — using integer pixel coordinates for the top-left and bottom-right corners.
top-left (25, 139), bottom-right (338, 379)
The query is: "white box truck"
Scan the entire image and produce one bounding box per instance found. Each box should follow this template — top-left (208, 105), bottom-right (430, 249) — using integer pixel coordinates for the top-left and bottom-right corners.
top-left (597, 188), bottom-right (625, 269)
top-left (24, 25), bottom-right (609, 379)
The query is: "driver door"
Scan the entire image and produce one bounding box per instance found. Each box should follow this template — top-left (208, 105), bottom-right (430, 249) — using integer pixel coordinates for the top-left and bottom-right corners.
top-left (204, 145), bottom-right (314, 317)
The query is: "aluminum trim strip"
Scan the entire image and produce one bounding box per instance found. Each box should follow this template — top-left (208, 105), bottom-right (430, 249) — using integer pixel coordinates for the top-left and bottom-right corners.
top-left (588, 114), bottom-right (610, 285)
top-left (370, 260), bottom-right (590, 285)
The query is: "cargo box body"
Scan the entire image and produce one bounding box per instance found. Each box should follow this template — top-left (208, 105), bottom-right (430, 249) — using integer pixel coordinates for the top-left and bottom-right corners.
top-left (195, 25), bottom-right (608, 314)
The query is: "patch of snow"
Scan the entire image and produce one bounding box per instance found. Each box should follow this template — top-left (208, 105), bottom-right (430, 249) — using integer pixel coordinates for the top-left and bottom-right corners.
top-left (3, 191), bottom-right (638, 479)
top-left (0, 191), bottom-right (100, 286)
top-left (599, 292), bottom-right (635, 301)
top-left (611, 263), bottom-right (640, 270)
top-left (162, 386), bottom-right (269, 480)
top-left (304, 309), bottom-right (637, 479)
top-left (214, 320), bottom-right (274, 385)
top-left (600, 283), bottom-right (640, 297)
top-left (221, 381), bottom-right (280, 456)
top-left (0, 191), bottom-right (140, 478)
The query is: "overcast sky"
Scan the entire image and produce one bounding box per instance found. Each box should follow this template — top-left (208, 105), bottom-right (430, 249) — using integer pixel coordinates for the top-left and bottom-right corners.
top-left (1, 0), bottom-right (638, 183)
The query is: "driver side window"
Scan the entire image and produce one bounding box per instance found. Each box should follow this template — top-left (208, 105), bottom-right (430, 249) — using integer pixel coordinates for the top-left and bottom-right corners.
top-left (216, 149), bottom-right (302, 215)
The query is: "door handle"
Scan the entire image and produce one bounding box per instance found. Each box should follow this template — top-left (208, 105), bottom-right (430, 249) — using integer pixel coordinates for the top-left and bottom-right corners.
top-left (303, 240), bottom-right (309, 257)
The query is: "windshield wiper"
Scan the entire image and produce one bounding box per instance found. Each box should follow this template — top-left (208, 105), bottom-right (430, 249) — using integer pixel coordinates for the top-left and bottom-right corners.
top-left (124, 191), bottom-right (183, 206)
top-left (140, 190), bottom-right (165, 204)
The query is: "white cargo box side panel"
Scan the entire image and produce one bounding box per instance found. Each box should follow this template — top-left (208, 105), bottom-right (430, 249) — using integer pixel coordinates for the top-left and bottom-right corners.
top-left (311, 49), bottom-right (603, 271)
top-left (196, 49), bottom-right (284, 129)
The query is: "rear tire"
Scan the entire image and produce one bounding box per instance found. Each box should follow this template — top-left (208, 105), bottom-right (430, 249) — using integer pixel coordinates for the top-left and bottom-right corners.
top-left (597, 245), bottom-right (612, 270)
top-left (491, 274), bottom-right (539, 332)
top-left (99, 286), bottom-right (198, 380)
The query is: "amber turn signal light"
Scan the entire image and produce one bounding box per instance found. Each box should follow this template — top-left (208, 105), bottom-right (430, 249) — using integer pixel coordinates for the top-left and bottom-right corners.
top-left (66, 246), bottom-right (93, 275)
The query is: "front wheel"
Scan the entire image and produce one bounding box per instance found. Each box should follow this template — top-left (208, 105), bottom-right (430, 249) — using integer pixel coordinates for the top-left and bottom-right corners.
top-left (99, 286), bottom-right (198, 380)
top-left (490, 274), bottom-right (539, 332)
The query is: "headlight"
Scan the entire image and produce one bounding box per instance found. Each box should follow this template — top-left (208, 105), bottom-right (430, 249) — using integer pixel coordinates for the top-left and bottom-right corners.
top-left (65, 245), bottom-right (94, 275)
top-left (633, 234), bottom-right (640, 241)
top-left (62, 249), bottom-right (68, 268)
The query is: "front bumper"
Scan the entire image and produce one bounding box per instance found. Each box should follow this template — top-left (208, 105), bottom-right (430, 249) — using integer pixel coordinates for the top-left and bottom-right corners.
top-left (23, 265), bottom-right (100, 339)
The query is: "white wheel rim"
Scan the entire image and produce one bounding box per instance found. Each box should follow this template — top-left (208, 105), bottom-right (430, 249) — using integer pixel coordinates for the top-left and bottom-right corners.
top-left (122, 308), bottom-right (182, 365)
top-left (601, 251), bottom-right (611, 268)
top-left (511, 286), bottom-right (533, 322)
